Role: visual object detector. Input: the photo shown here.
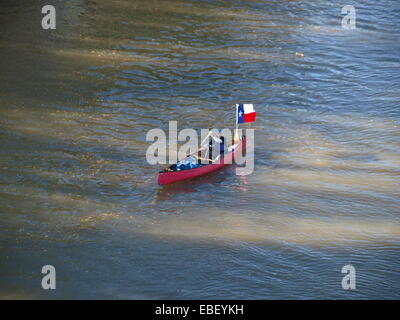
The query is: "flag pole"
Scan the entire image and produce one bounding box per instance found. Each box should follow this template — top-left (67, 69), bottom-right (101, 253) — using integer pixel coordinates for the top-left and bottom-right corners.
top-left (234, 104), bottom-right (239, 143)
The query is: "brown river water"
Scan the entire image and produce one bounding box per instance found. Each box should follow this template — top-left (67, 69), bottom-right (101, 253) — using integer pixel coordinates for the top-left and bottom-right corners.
top-left (0, 0), bottom-right (399, 299)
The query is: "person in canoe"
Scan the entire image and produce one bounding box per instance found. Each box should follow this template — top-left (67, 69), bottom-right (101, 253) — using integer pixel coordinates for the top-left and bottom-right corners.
top-left (165, 130), bottom-right (225, 171)
top-left (196, 129), bottom-right (226, 164)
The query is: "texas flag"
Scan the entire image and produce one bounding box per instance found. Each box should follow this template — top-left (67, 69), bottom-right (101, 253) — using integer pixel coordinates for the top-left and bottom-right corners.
top-left (237, 104), bottom-right (256, 123)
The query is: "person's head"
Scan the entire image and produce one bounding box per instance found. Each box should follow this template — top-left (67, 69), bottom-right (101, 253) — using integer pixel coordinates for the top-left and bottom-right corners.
top-left (213, 128), bottom-right (222, 137)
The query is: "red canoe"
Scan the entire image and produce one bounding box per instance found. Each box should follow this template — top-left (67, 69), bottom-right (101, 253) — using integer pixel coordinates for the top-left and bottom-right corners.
top-left (158, 136), bottom-right (246, 185)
